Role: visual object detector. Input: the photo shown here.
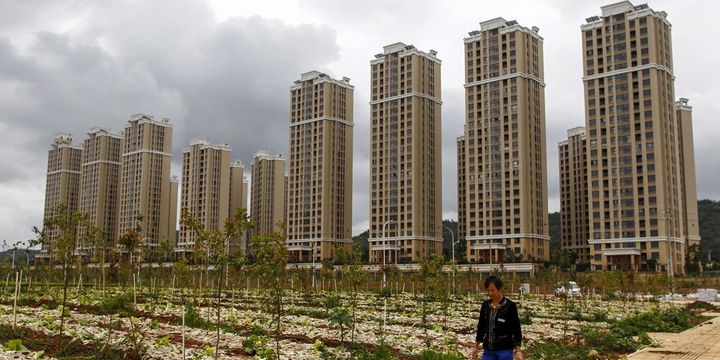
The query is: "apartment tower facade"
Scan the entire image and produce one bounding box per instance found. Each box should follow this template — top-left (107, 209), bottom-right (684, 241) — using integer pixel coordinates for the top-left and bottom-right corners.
top-left (40, 134), bottom-right (82, 258)
top-left (117, 114), bottom-right (176, 256)
top-left (458, 18), bottom-right (549, 264)
top-left (229, 161), bottom-right (248, 254)
top-left (369, 43), bottom-right (443, 264)
top-left (559, 127), bottom-right (590, 265)
top-left (286, 71), bottom-right (354, 263)
top-left (675, 99), bottom-right (700, 251)
top-left (581, 2), bottom-right (696, 274)
top-left (250, 151), bottom-right (286, 238)
top-left (176, 138), bottom-right (232, 258)
top-left (78, 128), bottom-right (122, 258)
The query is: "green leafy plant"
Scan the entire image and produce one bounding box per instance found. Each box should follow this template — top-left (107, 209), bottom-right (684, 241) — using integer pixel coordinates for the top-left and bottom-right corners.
top-left (252, 231), bottom-right (289, 360)
top-left (520, 307), bottom-right (534, 325)
top-left (203, 344), bottom-right (215, 357)
top-left (98, 293), bottom-right (134, 315)
top-left (181, 207), bottom-right (252, 360)
top-left (313, 340), bottom-right (338, 360)
top-left (328, 306), bottom-right (352, 343)
top-left (3, 339), bottom-right (25, 351)
top-left (242, 334), bottom-right (276, 358)
top-left (155, 335), bottom-right (170, 347)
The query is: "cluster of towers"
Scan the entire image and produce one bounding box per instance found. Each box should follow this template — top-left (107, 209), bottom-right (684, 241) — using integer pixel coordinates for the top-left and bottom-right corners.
top-left (42, 116), bottom-right (178, 260)
top-left (558, 2), bottom-right (700, 274)
top-left (40, 1), bottom-right (700, 275)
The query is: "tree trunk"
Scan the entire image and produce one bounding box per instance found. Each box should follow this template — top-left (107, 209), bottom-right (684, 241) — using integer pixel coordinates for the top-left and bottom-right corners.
top-left (12, 270), bottom-right (20, 330)
top-left (215, 261), bottom-right (224, 360)
top-left (60, 262), bottom-right (69, 336)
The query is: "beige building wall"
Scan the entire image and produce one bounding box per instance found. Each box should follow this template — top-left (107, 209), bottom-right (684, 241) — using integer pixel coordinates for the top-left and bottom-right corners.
top-left (457, 136), bottom-right (467, 246)
top-left (459, 18), bottom-right (550, 264)
top-left (242, 177), bottom-right (249, 211)
top-left (177, 138), bottom-right (232, 258)
top-left (228, 161), bottom-right (246, 254)
top-left (229, 161), bottom-right (246, 217)
top-left (369, 43), bottom-right (443, 264)
top-left (582, 2), bottom-right (688, 274)
top-left (250, 151), bottom-right (286, 239)
top-left (676, 99), bottom-right (700, 249)
top-left (41, 134), bottom-right (82, 258)
top-left (559, 127), bottom-right (590, 265)
top-left (287, 71), bottom-right (354, 263)
top-left (168, 177), bottom-right (178, 254)
top-left (117, 113), bottom-right (174, 256)
top-left (78, 128), bottom-right (122, 258)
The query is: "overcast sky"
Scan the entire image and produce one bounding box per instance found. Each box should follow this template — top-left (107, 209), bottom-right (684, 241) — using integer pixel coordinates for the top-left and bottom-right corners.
top-left (1, 0), bottom-right (719, 247)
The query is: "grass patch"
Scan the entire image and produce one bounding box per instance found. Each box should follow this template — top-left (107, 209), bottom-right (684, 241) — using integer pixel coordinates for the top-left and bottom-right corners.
top-left (97, 294), bottom-right (135, 315)
top-left (418, 349), bottom-right (465, 360)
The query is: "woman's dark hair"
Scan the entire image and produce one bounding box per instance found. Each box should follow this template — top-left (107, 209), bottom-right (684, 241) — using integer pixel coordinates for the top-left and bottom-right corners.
top-left (484, 275), bottom-right (503, 290)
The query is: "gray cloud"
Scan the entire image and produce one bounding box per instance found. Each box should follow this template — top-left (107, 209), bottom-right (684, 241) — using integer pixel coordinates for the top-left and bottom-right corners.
top-left (2, 0), bottom-right (719, 246)
top-left (0, 0), bottom-right (341, 244)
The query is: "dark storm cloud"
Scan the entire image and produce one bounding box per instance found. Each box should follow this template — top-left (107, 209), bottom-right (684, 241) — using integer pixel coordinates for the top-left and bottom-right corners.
top-left (0, 0), bottom-right (340, 243)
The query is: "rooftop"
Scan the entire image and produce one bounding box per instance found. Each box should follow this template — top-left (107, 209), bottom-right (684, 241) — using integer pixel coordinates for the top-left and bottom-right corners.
top-left (584, 1), bottom-right (668, 27)
top-left (466, 18), bottom-right (541, 41)
top-left (372, 42), bottom-right (440, 64)
top-left (294, 70), bottom-right (353, 89)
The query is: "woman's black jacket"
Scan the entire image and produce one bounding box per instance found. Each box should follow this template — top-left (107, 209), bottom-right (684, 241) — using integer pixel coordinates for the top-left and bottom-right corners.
top-left (475, 297), bottom-right (522, 350)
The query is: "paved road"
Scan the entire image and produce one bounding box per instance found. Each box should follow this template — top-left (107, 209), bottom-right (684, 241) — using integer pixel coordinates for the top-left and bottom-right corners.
top-left (628, 313), bottom-right (720, 360)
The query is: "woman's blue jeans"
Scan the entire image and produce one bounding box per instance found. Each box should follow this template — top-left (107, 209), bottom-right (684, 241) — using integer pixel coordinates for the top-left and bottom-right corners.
top-left (481, 348), bottom-right (514, 360)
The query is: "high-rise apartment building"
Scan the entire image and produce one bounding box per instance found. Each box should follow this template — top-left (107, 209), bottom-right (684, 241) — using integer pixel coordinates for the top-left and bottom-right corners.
top-left (458, 18), bottom-right (549, 264)
top-left (117, 114), bottom-right (175, 256)
top-left (286, 71), bottom-right (354, 263)
top-left (228, 161), bottom-right (248, 254)
top-left (229, 161), bottom-right (247, 218)
top-left (168, 177), bottom-right (178, 254)
top-left (250, 151), bottom-right (286, 239)
top-left (78, 128), bottom-right (122, 258)
top-left (40, 134), bottom-right (82, 259)
top-left (176, 138), bottom-right (232, 258)
top-left (676, 99), bottom-right (700, 250)
top-left (369, 43), bottom-right (442, 264)
top-left (580, 2), bottom-right (697, 274)
top-left (559, 127), bottom-right (590, 265)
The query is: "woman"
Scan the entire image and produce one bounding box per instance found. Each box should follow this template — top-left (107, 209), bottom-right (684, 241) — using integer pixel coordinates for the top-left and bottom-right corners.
top-left (471, 275), bottom-right (523, 360)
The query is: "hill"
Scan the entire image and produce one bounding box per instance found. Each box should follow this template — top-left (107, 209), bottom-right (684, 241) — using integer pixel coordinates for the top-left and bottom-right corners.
top-left (699, 199), bottom-right (720, 261)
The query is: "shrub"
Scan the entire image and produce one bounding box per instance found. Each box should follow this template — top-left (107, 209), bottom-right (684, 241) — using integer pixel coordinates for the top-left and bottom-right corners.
top-left (0, 324), bottom-right (27, 340)
top-left (613, 307), bottom-right (693, 334)
top-left (686, 300), bottom-right (719, 312)
top-left (325, 295), bottom-right (341, 311)
top-left (589, 310), bottom-right (608, 323)
top-left (242, 334), bottom-right (276, 358)
top-left (520, 308), bottom-right (534, 325)
top-left (582, 327), bottom-right (639, 353)
top-left (183, 305), bottom-right (213, 330)
top-left (155, 335), bottom-right (170, 347)
top-left (3, 339), bottom-right (24, 351)
top-left (98, 294), bottom-right (134, 315)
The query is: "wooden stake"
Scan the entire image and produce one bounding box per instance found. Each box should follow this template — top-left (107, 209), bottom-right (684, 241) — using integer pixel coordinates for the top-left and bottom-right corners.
top-left (182, 302), bottom-right (186, 360)
top-left (12, 271), bottom-right (20, 330)
top-left (132, 272), bottom-right (137, 309)
top-left (171, 274), bottom-right (176, 303)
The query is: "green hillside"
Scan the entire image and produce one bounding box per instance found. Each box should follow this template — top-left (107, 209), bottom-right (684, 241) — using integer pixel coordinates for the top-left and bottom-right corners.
top-left (699, 199), bottom-right (720, 262)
